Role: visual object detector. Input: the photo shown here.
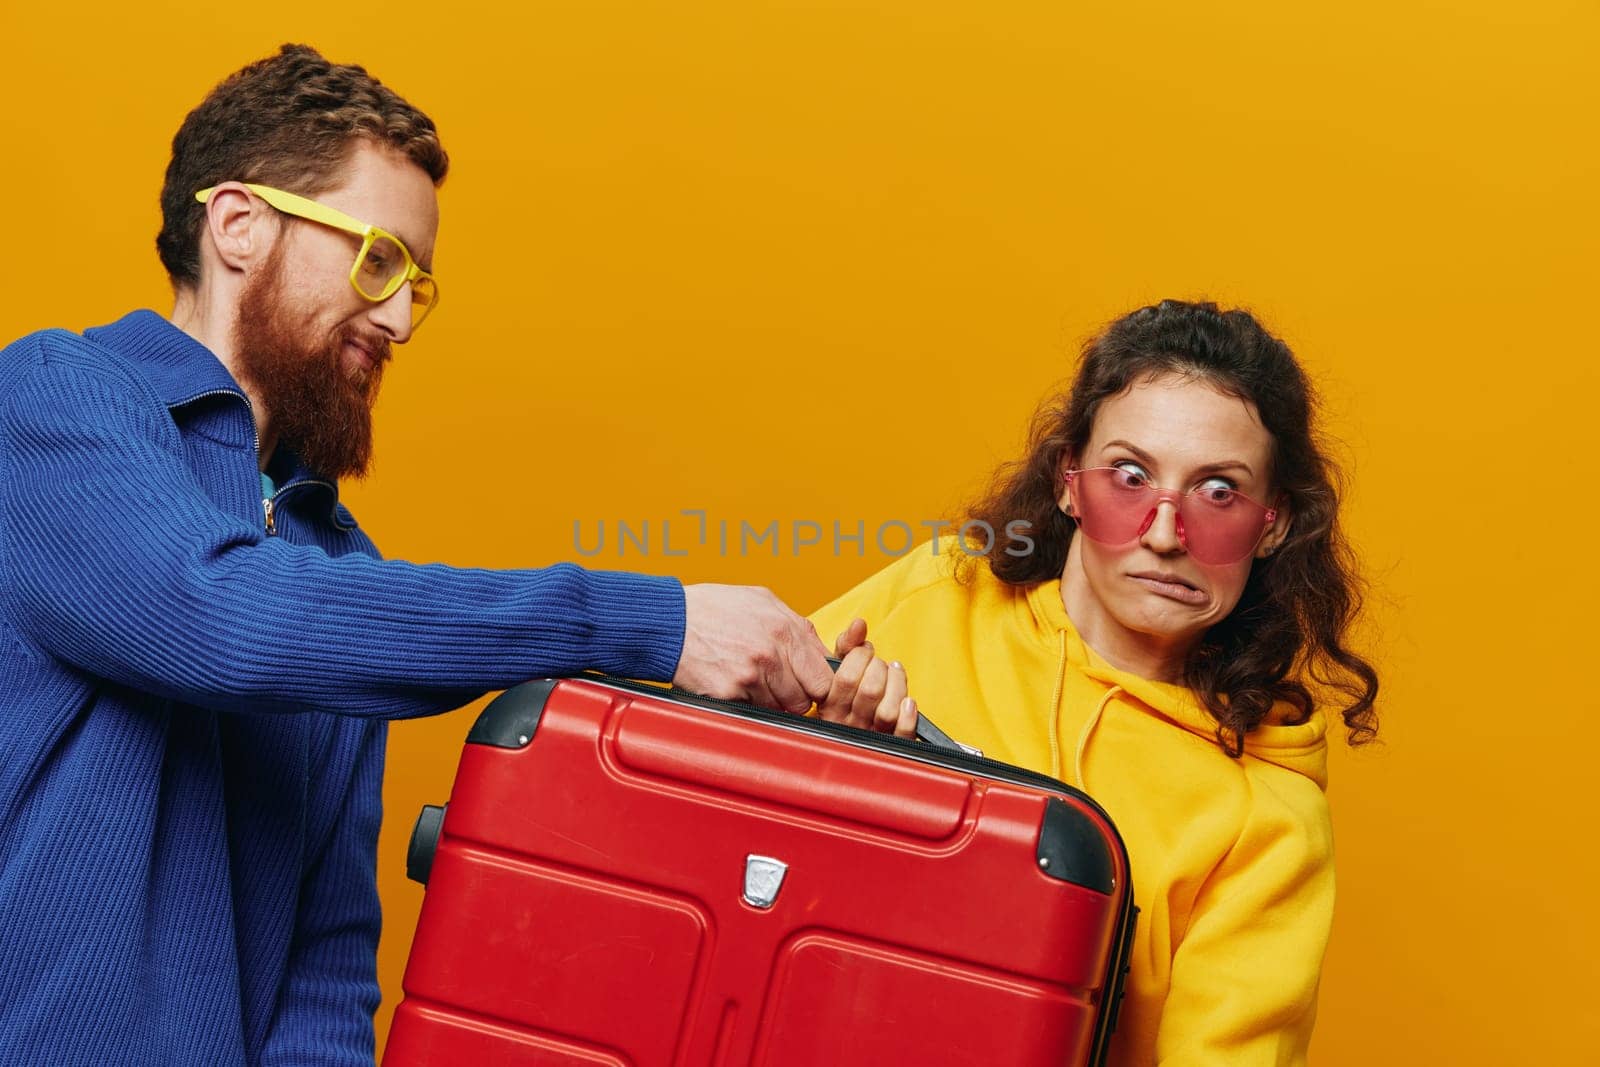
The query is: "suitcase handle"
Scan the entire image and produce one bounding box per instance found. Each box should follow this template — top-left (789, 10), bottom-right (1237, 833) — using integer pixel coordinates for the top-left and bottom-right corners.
top-left (824, 656), bottom-right (982, 757)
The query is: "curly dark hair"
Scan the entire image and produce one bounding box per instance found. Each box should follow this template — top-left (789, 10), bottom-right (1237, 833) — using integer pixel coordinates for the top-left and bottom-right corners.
top-left (157, 43), bottom-right (448, 288)
top-left (965, 299), bottom-right (1379, 755)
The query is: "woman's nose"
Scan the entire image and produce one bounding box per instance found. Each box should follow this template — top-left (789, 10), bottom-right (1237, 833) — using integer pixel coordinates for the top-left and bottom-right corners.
top-left (1138, 498), bottom-right (1186, 555)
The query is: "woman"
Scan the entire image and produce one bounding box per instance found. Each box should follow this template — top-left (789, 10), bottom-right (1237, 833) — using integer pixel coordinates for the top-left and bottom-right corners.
top-left (811, 299), bottom-right (1379, 1065)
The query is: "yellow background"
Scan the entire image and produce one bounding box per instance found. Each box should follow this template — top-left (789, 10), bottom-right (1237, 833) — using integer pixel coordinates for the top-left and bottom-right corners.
top-left (3, 1), bottom-right (1597, 1062)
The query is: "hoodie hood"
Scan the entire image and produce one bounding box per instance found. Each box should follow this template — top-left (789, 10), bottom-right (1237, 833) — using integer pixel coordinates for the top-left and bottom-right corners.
top-left (1024, 576), bottom-right (1330, 790)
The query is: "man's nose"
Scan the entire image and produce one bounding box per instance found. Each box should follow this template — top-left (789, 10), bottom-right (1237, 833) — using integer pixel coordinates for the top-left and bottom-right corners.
top-left (368, 282), bottom-right (415, 345)
top-left (1139, 498), bottom-right (1185, 555)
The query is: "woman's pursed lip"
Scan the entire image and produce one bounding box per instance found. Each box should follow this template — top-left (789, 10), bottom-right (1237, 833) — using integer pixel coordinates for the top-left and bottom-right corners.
top-left (1127, 572), bottom-right (1209, 604)
top-left (1128, 569), bottom-right (1197, 589)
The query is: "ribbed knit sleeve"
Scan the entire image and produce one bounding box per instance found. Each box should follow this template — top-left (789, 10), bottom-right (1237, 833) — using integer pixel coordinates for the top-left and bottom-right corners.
top-left (0, 350), bottom-right (686, 718)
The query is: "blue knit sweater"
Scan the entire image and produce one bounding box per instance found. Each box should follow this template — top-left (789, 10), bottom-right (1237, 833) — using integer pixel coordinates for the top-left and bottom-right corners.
top-left (0, 311), bottom-right (687, 1066)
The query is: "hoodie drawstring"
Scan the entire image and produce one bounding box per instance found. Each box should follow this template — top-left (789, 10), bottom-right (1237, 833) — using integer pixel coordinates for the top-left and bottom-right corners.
top-left (1048, 631), bottom-right (1068, 780)
top-left (1047, 627), bottom-right (1122, 790)
top-left (1074, 685), bottom-right (1121, 792)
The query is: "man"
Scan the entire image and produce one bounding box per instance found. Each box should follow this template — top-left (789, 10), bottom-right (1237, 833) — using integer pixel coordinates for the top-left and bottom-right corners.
top-left (0, 44), bottom-right (835, 1066)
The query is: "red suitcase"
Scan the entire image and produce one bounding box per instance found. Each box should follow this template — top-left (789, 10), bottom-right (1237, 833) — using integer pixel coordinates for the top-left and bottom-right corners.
top-left (385, 676), bottom-right (1136, 1067)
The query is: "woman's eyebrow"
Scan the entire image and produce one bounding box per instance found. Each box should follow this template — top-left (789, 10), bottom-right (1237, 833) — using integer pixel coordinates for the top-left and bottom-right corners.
top-left (1102, 439), bottom-right (1255, 478)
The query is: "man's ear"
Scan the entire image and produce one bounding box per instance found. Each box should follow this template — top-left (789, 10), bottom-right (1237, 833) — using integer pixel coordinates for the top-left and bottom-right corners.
top-left (200, 183), bottom-right (274, 273)
top-left (1258, 498), bottom-right (1293, 558)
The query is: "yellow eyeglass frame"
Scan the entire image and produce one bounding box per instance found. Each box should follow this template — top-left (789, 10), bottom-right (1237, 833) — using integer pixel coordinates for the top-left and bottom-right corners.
top-left (194, 182), bottom-right (438, 328)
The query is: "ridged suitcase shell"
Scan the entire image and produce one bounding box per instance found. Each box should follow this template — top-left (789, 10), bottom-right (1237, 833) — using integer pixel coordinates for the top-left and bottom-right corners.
top-left (385, 676), bottom-right (1136, 1067)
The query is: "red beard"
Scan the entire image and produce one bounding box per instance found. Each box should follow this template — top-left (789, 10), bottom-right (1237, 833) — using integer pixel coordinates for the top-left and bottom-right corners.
top-left (231, 245), bottom-right (389, 480)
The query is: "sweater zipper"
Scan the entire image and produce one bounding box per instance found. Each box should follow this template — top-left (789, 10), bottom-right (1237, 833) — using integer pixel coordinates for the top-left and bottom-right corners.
top-left (263, 480), bottom-right (343, 538)
top-left (170, 389), bottom-right (348, 535)
top-left (172, 388), bottom-right (274, 534)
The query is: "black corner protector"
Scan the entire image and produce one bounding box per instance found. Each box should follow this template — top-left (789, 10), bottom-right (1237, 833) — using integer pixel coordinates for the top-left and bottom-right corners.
top-left (467, 678), bottom-right (560, 748)
top-left (1036, 796), bottom-right (1116, 895)
top-left (406, 804), bottom-right (447, 886)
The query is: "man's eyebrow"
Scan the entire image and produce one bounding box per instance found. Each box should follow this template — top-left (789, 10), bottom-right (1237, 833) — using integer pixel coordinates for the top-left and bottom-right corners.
top-left (363, 214), bottom-right (427, 271)
top-left (390, 227), bottom-right (431, 272)
top-left (1101, 439), bottom-right (1255, 479)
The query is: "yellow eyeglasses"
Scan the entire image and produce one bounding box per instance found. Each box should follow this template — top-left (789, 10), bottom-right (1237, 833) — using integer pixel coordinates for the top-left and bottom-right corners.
top-left (195, 183), bottom-right (438, 329)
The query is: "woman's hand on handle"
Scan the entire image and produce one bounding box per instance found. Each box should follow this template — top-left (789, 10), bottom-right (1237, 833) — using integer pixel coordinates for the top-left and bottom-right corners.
top-left (816, 617), bottom-right (919, 738)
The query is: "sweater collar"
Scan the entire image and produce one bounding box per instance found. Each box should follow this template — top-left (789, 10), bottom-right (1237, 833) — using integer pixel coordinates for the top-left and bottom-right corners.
top-left (84, 309), bottom-right (245, 408)
top-left (87, 310), bottom-right (354, 527)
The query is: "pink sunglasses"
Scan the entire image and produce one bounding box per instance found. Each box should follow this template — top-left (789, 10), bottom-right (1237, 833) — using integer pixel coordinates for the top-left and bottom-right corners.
top-left (1064, 466), bottom-right (1278, 565)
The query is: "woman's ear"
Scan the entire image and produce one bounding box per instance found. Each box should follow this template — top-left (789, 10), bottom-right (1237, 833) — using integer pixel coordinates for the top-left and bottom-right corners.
top-left (1057, 454), bottom-right (1077, 517)
top-left (1257, 498), bottom-right (1293, 558)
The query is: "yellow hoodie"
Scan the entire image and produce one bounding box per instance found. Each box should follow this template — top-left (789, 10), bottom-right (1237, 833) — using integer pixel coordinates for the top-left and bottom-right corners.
top-left (809, 540), bottom-right (1334, 1066)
